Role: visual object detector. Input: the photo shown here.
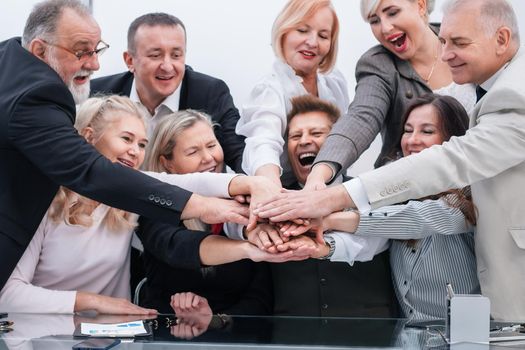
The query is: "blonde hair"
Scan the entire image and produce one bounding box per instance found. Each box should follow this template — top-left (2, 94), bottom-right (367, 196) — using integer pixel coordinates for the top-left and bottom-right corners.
top-left (143, 109), bottom-right (215, 173)
top-left (271, 0), bottom-right (339, 73)
top-left (48, 95), bottom-right (147, 232)
top-left (143, 109), bottom-right (216, 232)
top-left (360, 0), bottom-right (435, 21)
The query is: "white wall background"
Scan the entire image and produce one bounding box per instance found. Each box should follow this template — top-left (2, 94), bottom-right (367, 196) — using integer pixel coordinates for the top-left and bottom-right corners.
top-left (2, 0), bottom-right (525, 174)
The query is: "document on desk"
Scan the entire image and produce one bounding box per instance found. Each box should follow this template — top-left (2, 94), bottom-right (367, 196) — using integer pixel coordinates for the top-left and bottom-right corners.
top-left (80, 321), bottom-right (148, 337)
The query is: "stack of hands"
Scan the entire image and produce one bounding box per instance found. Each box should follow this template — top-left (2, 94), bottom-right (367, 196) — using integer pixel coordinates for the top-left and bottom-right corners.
top-left (219, 175), bottom-right (357, 263)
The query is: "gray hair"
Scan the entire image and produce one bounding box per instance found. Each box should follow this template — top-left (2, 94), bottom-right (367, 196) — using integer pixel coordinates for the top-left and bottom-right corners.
top-left (143, 109), bottom-right (215, 173)
top-left (442, 0), bottom-right (520, 44)
top-left (127, 12), bottom-right (186, 55)
top-left (360, 0), bottom-right (435, 22)
top-left (22, 0), bottom-right (91, 48)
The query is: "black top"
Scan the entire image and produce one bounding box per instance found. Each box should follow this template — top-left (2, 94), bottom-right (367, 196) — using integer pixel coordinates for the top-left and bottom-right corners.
top-left (271, 180), bottom-right (398, 317)
top-left (137, 216), bottom-right (273, 315)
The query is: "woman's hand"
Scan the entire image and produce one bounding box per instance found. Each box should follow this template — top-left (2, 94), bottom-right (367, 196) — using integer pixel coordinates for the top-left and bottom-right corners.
top-left (245, 222), bottom-right (288, 251)
top-left (75, 292), bottom-right (158, 315)
top-left (170, 292), bottom-right (212, 339)
top-left (304, 163), bottom-right (333, 190)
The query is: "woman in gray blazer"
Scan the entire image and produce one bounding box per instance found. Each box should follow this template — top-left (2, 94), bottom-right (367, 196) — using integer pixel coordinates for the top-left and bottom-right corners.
top-left (305, 0), bottom-right (475, 187)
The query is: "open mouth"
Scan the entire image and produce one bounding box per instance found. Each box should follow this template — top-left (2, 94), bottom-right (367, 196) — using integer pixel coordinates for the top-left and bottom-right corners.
top-left (388, 33), bottom-right (407, 52)
top-left (73, 75), bottom-right (89, 84)
top-left (118, 158), bottom-right (135, 168)
top-left (298, 152), bottom-right (317, 166)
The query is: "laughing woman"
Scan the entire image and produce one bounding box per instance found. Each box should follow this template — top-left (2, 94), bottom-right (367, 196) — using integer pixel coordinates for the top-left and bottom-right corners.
top-left (305, 0), bottom-right (476, 188)
top-left (236, 0), bottom-right (349, 187)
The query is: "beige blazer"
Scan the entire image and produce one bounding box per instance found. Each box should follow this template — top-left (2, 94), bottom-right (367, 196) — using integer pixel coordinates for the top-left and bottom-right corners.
top-left (357, 49), bottom-right (525, 321)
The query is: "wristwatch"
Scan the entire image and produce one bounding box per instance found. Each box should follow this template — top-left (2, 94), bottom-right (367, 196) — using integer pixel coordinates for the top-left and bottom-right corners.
top-left (319, 235), bottom-right (336, 260)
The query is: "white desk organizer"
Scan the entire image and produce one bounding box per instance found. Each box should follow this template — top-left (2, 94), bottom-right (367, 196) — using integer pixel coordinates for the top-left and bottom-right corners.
top-left (446, 294), bottom-right (490, 344)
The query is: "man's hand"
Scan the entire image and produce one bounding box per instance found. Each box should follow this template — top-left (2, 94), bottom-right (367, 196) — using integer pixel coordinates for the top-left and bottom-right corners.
top-left (228, 175), bottom-right (282, 230)
top-left (245, 222), bottom-right (287, 251)
top-left (253, 185), bottom-right (352, 223)
top-left (276, 234), bottom-right (329, 259)
top-left (277, 218), bottom-right (324, 244)
top-left (243, 240), bottom-right (315, 262)
top-left (183, 195), bottom-right (249, 225)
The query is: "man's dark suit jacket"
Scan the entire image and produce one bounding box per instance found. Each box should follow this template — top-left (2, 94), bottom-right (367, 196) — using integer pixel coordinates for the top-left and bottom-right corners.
top-left (271, 179), bottom-right (398, 317)
top-left (91, 68), bottom-right (245, 172)
top-left (0, 38), bottom-right (193, 290)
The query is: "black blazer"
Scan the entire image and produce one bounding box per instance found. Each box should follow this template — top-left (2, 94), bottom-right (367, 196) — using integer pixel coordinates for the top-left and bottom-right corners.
top-left (136, 216), bottom-right (272, 315)
top-left (91, 67), bottom-right (245, 172)
top-left (0, 38), bottom-right (193, 289)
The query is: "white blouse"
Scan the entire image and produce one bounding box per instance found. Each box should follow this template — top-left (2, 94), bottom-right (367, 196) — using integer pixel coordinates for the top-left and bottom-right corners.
top-left (236, 59), bottom-right (349, 184)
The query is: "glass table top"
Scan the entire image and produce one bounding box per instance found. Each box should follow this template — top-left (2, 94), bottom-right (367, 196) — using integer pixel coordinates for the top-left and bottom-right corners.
top-left (1, 313), bottom-right (524, 349)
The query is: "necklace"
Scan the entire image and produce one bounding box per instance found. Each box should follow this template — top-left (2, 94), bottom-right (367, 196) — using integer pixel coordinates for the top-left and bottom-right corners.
top-left (424, 41), bottom-right (439, 83)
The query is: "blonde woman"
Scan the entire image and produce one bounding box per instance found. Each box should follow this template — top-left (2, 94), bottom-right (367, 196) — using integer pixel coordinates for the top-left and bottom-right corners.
top-left (236, 0), bottom-right (349, 187)
top-left (0, 96), bottom-right (157, 314)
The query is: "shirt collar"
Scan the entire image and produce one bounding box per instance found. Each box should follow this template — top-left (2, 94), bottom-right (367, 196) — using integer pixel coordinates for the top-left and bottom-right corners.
top-left (129, 76), bottom-right (182, 117)
top-left (479, 61), bottom-right (510, 92)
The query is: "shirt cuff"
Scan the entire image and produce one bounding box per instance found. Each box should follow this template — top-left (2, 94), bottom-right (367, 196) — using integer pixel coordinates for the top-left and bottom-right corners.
top-left (343, 178), bottom-right (371, 213)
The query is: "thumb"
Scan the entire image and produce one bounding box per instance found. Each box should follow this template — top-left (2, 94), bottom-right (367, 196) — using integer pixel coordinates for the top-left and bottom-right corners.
top-left (315, 225), bottom-right (324, 245)
top-left (246, 212), bottom-right (258, 232)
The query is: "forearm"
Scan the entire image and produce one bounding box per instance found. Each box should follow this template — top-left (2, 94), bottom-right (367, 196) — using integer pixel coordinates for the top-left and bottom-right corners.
top-left (181, 194), bottom-right (205, 220)
top-left (198, 235), bottom-right (250, 265)
top-left (254, 164), bottom-right (282, 187)
top-left (355, 199), bottom-right (472, 239)
top-left (306, 163), bottom-right (336, 186)
top-left (145, 171), bottom-right (235, 198)
top-left (326, 185), bottom-right (355, 213)
top-left (227, 175), bottom-right (280, 198)
top-left (323, 211), bottom-right (360, 233)
top-left (0, 280), bottom-right (76, 313)
top-left (74, 291), bottom-right (98, 312)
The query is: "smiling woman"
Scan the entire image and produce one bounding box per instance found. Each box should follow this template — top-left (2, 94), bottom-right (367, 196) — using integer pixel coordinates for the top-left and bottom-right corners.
top-left (236, 0), bottom-right (349, 188)
top-left (0, 95), bottom-right (159, 315)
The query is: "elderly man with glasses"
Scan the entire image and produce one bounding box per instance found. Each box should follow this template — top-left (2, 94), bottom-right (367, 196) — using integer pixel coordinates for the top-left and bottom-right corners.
top-left (0, 0), bottom-right (253, 291)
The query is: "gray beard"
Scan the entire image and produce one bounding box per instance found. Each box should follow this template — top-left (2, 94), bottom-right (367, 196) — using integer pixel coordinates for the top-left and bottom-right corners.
top-left (47, 52), bottom-right (90, 105)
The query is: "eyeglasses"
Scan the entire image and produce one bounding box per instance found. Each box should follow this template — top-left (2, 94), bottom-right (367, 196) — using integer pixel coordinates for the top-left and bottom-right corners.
top-left (41, 39), bottom-right (110, 61)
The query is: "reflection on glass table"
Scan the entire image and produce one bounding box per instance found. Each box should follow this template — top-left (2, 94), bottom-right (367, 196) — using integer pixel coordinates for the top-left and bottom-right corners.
top-left (2, 313), bottom-right (524, 349)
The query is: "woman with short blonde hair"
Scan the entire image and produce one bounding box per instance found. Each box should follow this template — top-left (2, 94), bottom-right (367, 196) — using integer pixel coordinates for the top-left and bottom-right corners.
top-left (237, 0), bottom-right (349, 187)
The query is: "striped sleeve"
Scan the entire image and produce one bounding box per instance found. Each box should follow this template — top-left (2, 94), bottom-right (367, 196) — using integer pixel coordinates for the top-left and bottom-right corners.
top-left (354, 197), bottom-right (473, 240)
